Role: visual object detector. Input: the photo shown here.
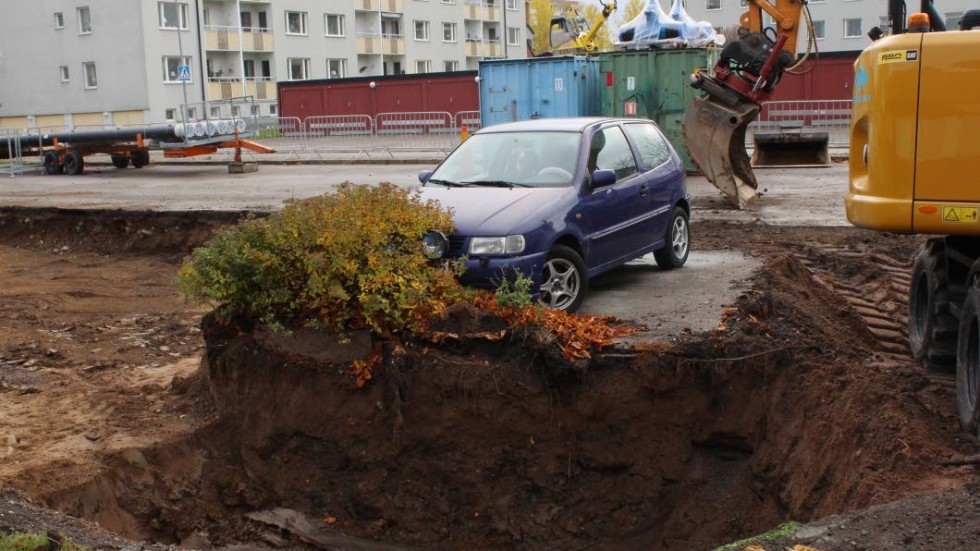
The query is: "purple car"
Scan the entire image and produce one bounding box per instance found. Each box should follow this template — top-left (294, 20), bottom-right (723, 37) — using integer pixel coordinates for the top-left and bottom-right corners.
top-left (419, 117), bottom-right (690, 312)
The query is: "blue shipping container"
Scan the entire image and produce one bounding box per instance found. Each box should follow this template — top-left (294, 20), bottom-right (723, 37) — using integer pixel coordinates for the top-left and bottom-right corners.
top-left (479, 56), bottom-right (602, 128)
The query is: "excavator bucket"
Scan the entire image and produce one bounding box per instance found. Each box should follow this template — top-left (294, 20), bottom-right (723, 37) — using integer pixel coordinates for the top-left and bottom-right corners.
top-left (683, 95), bottom-right (760, 209)
top-left (752, 131), bottom-right (831, 167)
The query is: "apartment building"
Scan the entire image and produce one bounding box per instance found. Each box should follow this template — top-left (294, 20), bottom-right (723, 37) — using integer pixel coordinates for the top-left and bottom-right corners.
top-left (683, 0), bottom-right (975, 53)
top-left (0, 0), bottom-right (526, 130)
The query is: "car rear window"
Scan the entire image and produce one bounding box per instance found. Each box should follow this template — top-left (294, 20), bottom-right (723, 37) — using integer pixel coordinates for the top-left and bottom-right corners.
top-left (624, 123), bottom-right (672, 170)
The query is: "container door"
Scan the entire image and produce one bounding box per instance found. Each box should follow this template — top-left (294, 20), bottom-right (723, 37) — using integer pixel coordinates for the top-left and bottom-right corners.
top-left (480, 61), bottom-right (524, 127)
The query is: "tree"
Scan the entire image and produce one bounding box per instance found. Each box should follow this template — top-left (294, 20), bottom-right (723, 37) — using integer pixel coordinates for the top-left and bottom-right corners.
top-left (581, 3), bottom-right (614, 51)
top-left (528, 0), bottom-right (556, 55)
top-left (620, 0), bottom-right (649, 27)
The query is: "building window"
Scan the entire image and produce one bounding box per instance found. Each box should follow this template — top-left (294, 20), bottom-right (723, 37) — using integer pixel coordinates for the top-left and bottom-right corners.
top-left (946, 12), bottom-right (963, 29)
top-left (812, 20), bottom-right (826, 39)
top-left (442, 0), bottom-right (455, 4)
top-left (444, 60), bottom-right (458, 72)
top-left (325, 14), bottom-right (345, 36)
top-left (327, 58), bottom-right (347, 79)
top-left (243, 59), bottom-right (255, 78)
top-left (414, 20), bottom-right (430, 41)
top-left (159, 2), bottom-right (189, 30)
top-left (285, 11), bottom-right (308, 35)
top-left (82, 61), bottom-right (97, 88)
top-left (165, 108), bottom-right (177, 120)
top-left (843, 18), bottom-right (862, 37)
top-left (507, 27), bottom-right (520, 45)
top-left (443, 22), bottom-right (457, 42)
top-left (288, 58), bottom-right (310, 80)
top-left (77, 6), bottom-right (92, 34)
top-left (269, 104), bottom-right (278, 115)
top-left (163, 56), bottom-right (192, 82)
top-left (54, 12), bottom-right (64, 29)
top-left (59, 66), bottom-right (70, 82)
top-left (231, 106), bottom-right (240, 117)
top-left (506, 0), bottom-right (518, 10)
top-left (706, 0), bottom-right (721, 11)
top-left (187, 107), bottom-right (197, 119)
top-left (739, 0), bottom-right (748, 6)
top-left (416, 60), bottom-right (431, 74)
top-left (210, 106), bottom-right (221, 118)
top-left (250, 104), bottom-right (260, 116)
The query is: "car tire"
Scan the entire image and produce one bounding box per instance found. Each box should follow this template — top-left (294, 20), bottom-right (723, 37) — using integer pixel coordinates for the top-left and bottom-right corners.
top-left (131, 150), bottom-right (150, 168)
top-left (908, 241), bottom-right (957, 372)
top-left (538, 245), bottom-right (587, 313)
top-left (955, 280), bottom-right (980, 436)
top-left (43, 151), bottom-right (63, 175)
top-left (654, 206), bottom-right (690, 270)
top-left (64, 150), bottom-right (84, 175)
top-left (111, 155), bottom-right (129, 169)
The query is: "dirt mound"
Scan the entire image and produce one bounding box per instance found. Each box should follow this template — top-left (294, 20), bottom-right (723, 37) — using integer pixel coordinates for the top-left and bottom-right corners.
top-left (0, 207), bottom-right (250, 257)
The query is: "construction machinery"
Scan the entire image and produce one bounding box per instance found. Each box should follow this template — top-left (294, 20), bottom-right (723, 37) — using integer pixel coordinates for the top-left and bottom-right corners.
top-left (846, 3), bottom-right (980, 437)
top-left (546, 1), bottom-right (616, 55)
top-left (683, 0), bottom-right (819, 208)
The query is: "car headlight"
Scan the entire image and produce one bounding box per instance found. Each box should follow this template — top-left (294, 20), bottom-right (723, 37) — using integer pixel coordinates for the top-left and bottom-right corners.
top-left (469, 235), bottom-right (525, 256)
top-left (422, 230), bottom-right (449, 259)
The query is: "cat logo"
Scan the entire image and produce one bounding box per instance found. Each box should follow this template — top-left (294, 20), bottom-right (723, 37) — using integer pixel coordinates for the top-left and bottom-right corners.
top-left (879, 49), bottom-right (919, 64)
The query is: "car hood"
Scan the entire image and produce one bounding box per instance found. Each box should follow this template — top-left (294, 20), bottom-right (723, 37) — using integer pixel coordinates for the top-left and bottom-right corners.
top-left (419, 185), bottom-right (576, 235)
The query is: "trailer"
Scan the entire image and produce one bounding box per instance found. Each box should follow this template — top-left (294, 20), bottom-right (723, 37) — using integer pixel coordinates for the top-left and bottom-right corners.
top-left (1, 115), bottom-right (272, 175)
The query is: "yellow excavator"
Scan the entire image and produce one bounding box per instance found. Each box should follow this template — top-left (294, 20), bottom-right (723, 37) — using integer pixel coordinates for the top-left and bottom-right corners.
top-left (683, 0), bottom-right (818, 208)
top-left (545, 1), bottom-right (617, 55)
top-left (846, 3), bottom-right (980, 437)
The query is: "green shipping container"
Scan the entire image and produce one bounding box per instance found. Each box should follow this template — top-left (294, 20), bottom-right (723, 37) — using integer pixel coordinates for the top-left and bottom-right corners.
top-left (598, 48), bottom-right (721, 171)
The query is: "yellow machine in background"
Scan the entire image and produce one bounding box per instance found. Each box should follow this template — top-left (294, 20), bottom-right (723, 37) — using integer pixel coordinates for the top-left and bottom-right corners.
top-left (546, 1), bottom-right (616, 55)
top-left (846, 8), bottom-right (980, 437)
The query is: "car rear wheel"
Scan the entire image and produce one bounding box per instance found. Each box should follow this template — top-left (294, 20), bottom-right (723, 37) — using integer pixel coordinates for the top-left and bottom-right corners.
top-left (538, 245), bottom-right (587, 312)
top-left (654, 206), bottom-right (690, 270)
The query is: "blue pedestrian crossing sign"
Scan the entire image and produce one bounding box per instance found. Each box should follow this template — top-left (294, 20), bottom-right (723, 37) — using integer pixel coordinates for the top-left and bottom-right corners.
top-left (177, 64), bottom-right (191, 82)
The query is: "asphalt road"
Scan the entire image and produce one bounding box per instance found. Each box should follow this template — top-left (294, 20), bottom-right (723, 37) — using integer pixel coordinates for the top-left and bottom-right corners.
top-left (0, 163), bottom-right (852, 342)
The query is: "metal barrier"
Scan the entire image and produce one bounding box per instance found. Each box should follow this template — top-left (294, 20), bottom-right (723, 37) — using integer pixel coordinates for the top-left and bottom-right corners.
top-left (375, 112), bottom-right (456, 155)
top-left (304, 115), bottom-right (375, 158)
top-left (251, 116), bottom-right (306, 157)
top-left (747, 99), bottom-right (852, 147)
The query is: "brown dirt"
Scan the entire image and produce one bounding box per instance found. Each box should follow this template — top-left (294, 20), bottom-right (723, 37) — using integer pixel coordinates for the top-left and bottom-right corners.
top-left (0, 209), bottom-right (977, 551)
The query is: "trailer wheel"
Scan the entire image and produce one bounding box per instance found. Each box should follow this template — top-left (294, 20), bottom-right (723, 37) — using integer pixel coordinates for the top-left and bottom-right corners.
top-left (111, 155), bottom-right (129, 169)
top-left (955, 280), bottom-right (980, 436)
top-left (64, 151), bottom-right (84, 175)
top-left (43, 151), bottom-right (63, 175)
top-left (131, 150), bottom-right (150, 168)
top-left (908, 240), bottom-right (957, 372)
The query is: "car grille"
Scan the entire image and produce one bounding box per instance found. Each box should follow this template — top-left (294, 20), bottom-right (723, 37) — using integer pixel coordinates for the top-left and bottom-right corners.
top-left (448, 235), bottom-right (467, 257)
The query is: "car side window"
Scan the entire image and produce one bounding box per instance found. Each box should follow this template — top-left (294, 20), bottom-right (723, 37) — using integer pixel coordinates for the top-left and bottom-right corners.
top-left (587, 126), bottom-right (638, 183)
top-left (624, 123), bottom-right (672, 171)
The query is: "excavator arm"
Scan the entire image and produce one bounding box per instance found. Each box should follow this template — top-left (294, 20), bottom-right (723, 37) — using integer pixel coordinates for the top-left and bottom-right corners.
top-left (683, 0), bottom-right (812, 208)
top-left (547, 1), bottom-right (616, 55)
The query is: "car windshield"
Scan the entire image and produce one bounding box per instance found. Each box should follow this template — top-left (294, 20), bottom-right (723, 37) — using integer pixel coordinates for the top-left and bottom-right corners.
top-left (430, 131), bottom-right (580, 188)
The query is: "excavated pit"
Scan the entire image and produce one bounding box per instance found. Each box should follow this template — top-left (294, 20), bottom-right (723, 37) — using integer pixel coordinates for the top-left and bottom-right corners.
top-left (1, 209), bottom-right (970, 550)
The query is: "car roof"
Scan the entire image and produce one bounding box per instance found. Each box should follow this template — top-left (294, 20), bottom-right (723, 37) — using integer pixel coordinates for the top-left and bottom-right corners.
top-left (476, 117), bottom-right (650, 134)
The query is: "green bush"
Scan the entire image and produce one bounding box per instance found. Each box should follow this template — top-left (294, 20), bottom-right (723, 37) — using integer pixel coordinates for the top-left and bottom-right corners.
top-left (178, 183), bottom-right (464, 338)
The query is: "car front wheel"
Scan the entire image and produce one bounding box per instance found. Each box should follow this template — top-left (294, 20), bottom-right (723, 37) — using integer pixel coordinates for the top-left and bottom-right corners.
top-left (654, 206), bottom-right (690, 270)
top-left (538, 245), bottom-right (587, 312)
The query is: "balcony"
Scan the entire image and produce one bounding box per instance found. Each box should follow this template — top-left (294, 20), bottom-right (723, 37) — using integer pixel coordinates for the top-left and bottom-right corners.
top-left (465, 38), bottom-right (502, 57)
top-left (357, 32), bottom-right (382, 54)
top-left (204, 25), bottom-right (274, 52)
top-left (355, 0), bottom-right (403, 12)
top-left (208, 77), bottom-right (275, 100)
top-left (464, 0), bottom-right (499, 21)
top-left (382, 34), bottom-right (404, 55)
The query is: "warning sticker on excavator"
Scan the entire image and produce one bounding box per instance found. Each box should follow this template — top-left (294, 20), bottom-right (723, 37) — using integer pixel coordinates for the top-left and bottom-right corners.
top-left (878, 50), bottom-right (918, 64)
top-left (942, 207), bottom-right (979, 223)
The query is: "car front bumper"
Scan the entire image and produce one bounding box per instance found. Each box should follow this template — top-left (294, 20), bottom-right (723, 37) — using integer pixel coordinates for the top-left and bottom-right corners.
top-left (456, 250), bottom-right (549, 290)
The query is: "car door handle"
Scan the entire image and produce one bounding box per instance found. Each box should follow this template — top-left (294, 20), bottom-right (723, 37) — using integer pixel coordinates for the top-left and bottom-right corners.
top-left (639, 185), bottom-right (649, 197)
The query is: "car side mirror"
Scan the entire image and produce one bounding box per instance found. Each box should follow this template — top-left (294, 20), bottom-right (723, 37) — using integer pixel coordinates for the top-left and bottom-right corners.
top-left (418, 169), bottom-right (433, 183)
top-left (590, 169), bottom-right (616, 190)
